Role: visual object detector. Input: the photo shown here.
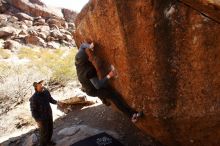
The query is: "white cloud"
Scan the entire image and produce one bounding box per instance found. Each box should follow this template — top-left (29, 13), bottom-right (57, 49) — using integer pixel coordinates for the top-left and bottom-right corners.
top-left (41, 0), bottom-right (89, 12)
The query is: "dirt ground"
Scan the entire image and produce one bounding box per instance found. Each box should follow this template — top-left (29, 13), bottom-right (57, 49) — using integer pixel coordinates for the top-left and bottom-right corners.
top-left (1, 101), bottom-right (163, 146)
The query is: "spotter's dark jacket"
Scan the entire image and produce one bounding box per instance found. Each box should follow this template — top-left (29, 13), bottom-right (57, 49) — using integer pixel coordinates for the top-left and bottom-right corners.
top-left (29, 88), bottom-right (57, 121)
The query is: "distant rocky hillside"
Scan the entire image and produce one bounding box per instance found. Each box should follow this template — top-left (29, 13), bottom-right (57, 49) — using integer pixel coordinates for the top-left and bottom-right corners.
top-left (0, 0), bottom-right (77, 50)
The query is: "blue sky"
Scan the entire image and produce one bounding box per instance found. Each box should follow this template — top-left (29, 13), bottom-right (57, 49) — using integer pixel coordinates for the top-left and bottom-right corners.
top-left (41, 0), bottom-right (89, 12)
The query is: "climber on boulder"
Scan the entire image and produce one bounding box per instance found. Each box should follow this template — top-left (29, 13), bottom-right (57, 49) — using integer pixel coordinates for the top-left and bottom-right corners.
top-left (75, 41), bottom-right (143, 123)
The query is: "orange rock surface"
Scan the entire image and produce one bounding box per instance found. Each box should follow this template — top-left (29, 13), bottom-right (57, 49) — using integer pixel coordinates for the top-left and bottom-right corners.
top-left (74, 0), bottom-right (220, 145)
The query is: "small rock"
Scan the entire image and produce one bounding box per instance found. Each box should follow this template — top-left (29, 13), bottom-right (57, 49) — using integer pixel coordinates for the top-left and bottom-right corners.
top-left (47, 41), bottom-right (60, 49)
top-left (8, 16), bottom-right (18, 23)
top-left (22, 133), bottom-right (38, 146)
top-left (64, 34), bottom-right (73, 41)
top-left (47, 36), bottom-right (56, 42)
top-left (4, 40), bottom-right (21, 50)
top-left (33, 21), bottom-right (45, 26)
top-left (27, 29), bottom-right (38, 36)
top-left (50, 30), bottom-right (64, 40)
top-left (68, 23), bottom-right (75, 30)
top-left (29, 0), bottom-right (45, 6)
top-left (25, 35), bottom-right (46, 47)
top-left (23, 20), bottom-right (33, 27)
top-left (60, 29), bottom-right (72, 35)
top-left (50, 24), bottom-right (59, 30)
top-left (19, 30), bottom-right (28, 36)
top-left (61, 40), bottom-right (71, 46)
top-left (16, 12), bottom-right (33, 21)
top-left (37, 25), bottom-right (50, 32)
top-left (0, 26), bottom-right (17, 38)
top-left (58, 126), bottom-right (80, 136)
top-left (34, 17), bottom-right (45, 26)
top-left (38, 32), bottom-right (47, 40)
top-left (19, 22), bottom-right (28, 29)
top-left (47, 18), bottom-right (63, 28)
top-left (0, 14), bottom-right (8, 22)
top-left (0, 39), bottom-right (5, 48)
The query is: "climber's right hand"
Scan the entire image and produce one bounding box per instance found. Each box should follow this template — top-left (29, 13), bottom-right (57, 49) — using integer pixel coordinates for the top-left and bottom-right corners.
top-left (107, 70), bottom-right (117, 79)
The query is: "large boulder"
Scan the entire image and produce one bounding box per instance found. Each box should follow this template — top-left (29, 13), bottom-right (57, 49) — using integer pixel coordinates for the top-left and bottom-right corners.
top-left (22, 133), bottom-right (38, 146)
top-left (47, 17), bottom-right (66, 29)
top-left (0, 26), bottom-right (17, 38)
top-left (18, 30), bottom-right (28, 38)
top-left (4, 39), bottom-right (21, 50)
top-left (0, 0), bottom-right (9, 13)
top-left (16, 12), bottom-right (33, 21)
top-left (8, 15), bottom-right (18, 23)
top-left (62, 8), bottom-right (77, 22)
top-left (34, 25), bottom-right (50, 32)
top-left (74, 0), bottom-right (220, 146)
top-left (47, 41), bottom-right (60, 49)
top-left (29, 0), bottom-right (44, 6)
top-left (0, 14), bottom-right (8, 20)
top-left (6, 0), bottom-right (63, 19)
top-left (33, 16), bottom-right (45, 26)
top-left (50, 29), bottom-right (64, 40)
top-left (37, 32), bottom-right (47, 40)
top-left (23, 20), bottom-right (33, 27)
top-left (25, 35), bottom-right (45, 47)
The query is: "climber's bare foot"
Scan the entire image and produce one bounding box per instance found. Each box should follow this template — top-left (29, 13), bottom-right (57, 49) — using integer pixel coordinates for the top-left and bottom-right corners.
top-left (131, 111), bottom-right (144, 123)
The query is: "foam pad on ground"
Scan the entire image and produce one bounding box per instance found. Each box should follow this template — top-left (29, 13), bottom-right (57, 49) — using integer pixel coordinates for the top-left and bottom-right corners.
top-left (71, 132), bottom-right (124, 146)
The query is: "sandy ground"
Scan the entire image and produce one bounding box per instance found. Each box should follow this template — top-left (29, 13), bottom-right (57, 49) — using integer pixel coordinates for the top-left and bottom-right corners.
top-left (0, 84), bottom-right (163, 146)
top-left (1, 102), bottom-right (163, 146)
top-left (0, 82), bottom-right (84, 143)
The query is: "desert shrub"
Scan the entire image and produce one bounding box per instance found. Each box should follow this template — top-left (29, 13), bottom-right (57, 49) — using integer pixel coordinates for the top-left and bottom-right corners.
top-left (0, 63), bottom-right (48, 115)
top-left (49, 49), bottom-right (77, 86)
top-left (17, 47), bottom-right (40, 59)
top-left (0, 47), bottom-right (78, 114)
top-left (22, 47), bottom-right (78, 86)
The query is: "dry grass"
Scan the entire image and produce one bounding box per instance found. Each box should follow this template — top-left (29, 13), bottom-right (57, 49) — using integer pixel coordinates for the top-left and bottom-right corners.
top-left (0, 48), bottom-right (11, 59)
top-left (17, 47), bottom-right (77, 86)
top-left (0, 47), bottom-right (78, 114)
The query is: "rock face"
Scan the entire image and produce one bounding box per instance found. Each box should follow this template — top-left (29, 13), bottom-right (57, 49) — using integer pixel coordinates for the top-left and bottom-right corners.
top-left (16, 12), bottom-right (33, 21)
top-left (0, 0), bottom-right (76, 49)
top-left (7, 0), bottom-right (63, 19)
top-left (0, 26), bottom-right (17, 38)
top-left (62, 8), bottom-right (77, 23)
top-left (180, 0), bottom-right (220, 23)
top-left (74, 0), bottom-right (220, 146)
top-left (4, 39), bottom-right (21, 50)
top-left (25, 35), bottom-right (45, 47)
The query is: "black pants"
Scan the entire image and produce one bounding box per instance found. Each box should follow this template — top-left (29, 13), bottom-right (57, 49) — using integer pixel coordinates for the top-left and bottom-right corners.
top-left (87, 86), bottom-right (136, 118)
top-left (39, 116), bottom-right (53, 146)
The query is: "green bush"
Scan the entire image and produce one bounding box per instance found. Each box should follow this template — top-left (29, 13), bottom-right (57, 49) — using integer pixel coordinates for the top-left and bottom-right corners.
top-left (48, 49), bottom-right (77, 86)
top-left (13, 47), bottom-right (77, 88)
top-left (26, 48), bottom-right (78, 86)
